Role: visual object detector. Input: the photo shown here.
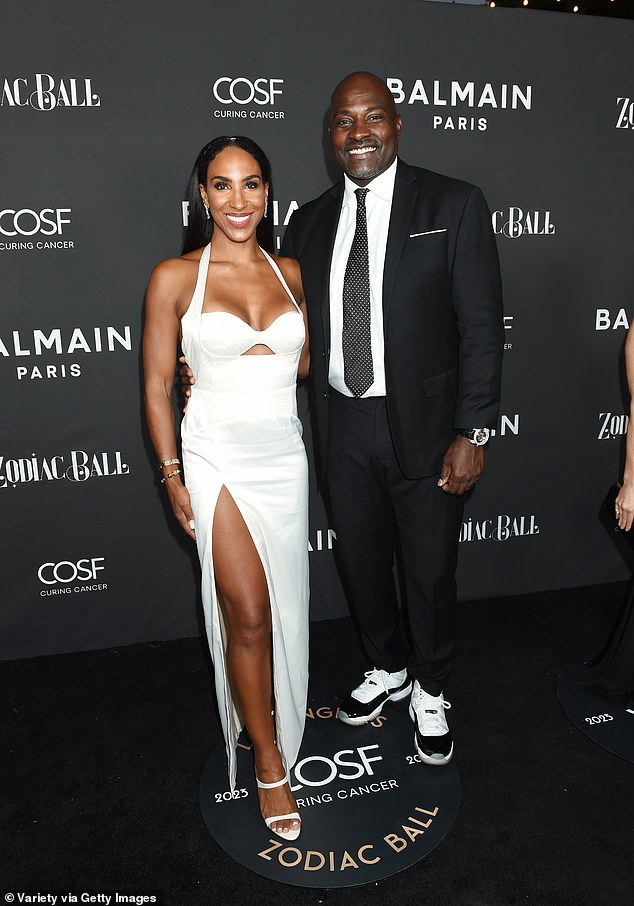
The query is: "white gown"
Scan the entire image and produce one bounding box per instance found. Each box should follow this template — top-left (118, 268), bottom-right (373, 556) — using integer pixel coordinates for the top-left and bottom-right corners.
top-left (181, 243), bottom-right (309, 789)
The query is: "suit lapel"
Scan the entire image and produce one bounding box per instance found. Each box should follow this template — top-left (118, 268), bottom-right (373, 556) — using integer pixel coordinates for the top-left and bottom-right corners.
top-left (382, 160), bottom-right (418, 327)
top-left (319, 184), bottom-right (343, 355)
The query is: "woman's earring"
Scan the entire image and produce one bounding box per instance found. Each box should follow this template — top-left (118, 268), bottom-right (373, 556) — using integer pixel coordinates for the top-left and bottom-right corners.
top-left (264, 198), bottom-right (268, 218)
top-left (204, 203), bottom-right (210, 220)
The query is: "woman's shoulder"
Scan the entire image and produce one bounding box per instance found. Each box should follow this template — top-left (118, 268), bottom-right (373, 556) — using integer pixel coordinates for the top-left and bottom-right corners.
top-left (149, 249), bottom-right (204, 290)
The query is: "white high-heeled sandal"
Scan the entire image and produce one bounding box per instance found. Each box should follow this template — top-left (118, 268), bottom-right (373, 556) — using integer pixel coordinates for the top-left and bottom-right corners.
top-left (256, 774), bottom-right (301, 841)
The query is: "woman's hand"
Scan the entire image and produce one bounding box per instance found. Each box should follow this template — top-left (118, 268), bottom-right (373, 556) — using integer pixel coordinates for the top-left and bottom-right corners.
top-left (615, 481), bottom-right (634, 532)
top-left (165, 478), bottom-right (196, 540)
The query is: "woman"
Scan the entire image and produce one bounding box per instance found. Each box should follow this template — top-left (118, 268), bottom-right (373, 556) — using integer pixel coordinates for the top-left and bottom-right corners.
top-left (580, 324), bottom-right (634, 709)
top-left (143, 136), bottom-right (310, 840)
top-left (615, 325), bottom-right (634, 537)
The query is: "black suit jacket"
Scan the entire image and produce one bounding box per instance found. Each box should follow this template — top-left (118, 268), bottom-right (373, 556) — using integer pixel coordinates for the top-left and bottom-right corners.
top-left (282, 159), bottom-right (504, 480)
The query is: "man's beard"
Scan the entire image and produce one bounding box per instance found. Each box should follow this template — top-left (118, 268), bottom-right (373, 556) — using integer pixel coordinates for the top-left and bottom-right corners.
top-left (344, 161), bottom-right (384, 181)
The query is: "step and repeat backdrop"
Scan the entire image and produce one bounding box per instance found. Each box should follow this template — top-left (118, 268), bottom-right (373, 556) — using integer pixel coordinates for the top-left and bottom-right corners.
top-left (1, 1), bottom-right (633, 658)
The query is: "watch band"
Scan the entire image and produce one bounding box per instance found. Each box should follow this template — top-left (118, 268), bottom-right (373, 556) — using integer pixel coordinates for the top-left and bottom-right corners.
top-left (457, 428), bottom-right (490, 446)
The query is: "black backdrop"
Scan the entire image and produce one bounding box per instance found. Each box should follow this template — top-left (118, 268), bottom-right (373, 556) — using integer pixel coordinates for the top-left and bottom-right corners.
top-left (2, 0), bottom-right (633, 658)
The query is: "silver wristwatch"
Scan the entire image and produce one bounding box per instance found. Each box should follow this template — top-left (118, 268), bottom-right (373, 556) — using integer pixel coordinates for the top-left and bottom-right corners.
top-left (458, 428), bottom-right (490, 446)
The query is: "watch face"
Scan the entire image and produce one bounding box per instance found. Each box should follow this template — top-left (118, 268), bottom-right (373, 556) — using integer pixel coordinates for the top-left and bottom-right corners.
top-left (459, 428), bottom-right (490, 445)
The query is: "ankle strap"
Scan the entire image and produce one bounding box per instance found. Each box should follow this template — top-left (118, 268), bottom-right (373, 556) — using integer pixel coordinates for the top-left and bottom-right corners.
top-left (256, 774), bottom-right (288, 789)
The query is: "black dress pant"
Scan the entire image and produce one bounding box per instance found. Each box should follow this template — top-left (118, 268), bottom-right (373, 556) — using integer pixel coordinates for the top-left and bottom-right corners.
top-left (326, 389), bottom-right (464, 697)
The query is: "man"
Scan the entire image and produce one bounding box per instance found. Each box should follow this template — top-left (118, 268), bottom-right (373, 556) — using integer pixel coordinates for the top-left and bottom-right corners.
top-left (281, 71), bottom-right (503, 765)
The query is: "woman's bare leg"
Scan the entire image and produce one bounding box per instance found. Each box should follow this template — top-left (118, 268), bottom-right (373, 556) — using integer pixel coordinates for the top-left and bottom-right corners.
top-left (212, 485), bottom-right (299, 836)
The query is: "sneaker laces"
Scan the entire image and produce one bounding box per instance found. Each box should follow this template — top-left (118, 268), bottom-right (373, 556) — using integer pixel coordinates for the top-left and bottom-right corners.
top-left (412, 687), bottom-right (451, 736)
top-left (352, 669), bottom-right (391, 703)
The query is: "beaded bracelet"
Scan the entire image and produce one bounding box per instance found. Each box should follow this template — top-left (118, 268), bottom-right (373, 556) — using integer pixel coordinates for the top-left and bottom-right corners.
top-left (161, 468), bottom-right (181, 484)
top-left (159, 457), bottom-right (180, 470)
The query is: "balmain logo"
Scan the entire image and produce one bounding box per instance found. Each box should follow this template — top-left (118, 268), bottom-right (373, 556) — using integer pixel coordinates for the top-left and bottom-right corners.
top-left (387, 78), bottom-right (532, 110)
top-left (595, 309), bottom-right (629, 330)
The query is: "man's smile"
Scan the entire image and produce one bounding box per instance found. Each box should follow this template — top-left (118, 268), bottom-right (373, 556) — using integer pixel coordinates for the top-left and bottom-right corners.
top-left (347, 145), bottom-right (378, 156)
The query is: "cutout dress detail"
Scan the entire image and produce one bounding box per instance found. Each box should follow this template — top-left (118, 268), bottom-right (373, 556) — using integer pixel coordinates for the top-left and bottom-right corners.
top-left (181, 244), bottom-right (309, 788)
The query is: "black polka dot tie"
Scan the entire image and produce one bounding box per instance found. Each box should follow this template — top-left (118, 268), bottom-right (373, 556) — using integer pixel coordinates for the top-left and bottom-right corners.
top-left (342, 188), bottom-right (374, 397)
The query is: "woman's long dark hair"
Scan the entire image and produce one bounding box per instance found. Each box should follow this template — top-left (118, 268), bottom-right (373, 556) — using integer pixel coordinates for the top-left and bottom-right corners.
top-left (182, 136), bottom-right (275, 255)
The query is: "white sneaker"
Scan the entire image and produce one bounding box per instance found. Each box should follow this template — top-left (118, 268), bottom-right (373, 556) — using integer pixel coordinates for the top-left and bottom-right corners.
top-left (338, 668), bottom-right (412, 725)
top-left (409, 680), bottom-right (453, 765)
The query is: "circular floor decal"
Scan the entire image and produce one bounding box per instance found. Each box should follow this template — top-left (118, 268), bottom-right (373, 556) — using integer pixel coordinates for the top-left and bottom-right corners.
top-left (199, 700), bottom-right (461, 888)
top-left (557, 671), bottom-right (634, 764)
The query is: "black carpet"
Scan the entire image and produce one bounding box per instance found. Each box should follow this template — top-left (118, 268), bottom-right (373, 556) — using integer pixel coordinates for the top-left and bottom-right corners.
top-left (3, 583), bottom-right (633, 905)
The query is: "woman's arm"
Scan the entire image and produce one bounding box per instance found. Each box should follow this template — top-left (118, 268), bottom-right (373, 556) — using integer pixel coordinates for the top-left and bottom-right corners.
top-left (143, 259), bottom-right (196, 540)
top-left (616, 325), bottom-right (634, 531)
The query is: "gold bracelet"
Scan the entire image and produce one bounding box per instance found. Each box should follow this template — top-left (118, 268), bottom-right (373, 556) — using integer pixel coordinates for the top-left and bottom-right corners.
top-left (161, 468), bottom-right (181, 484)
top-left (159, 457), bottom-right (180, 470)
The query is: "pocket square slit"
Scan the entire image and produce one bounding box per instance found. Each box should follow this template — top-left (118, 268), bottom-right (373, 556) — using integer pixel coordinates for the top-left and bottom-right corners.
top-left (409, 228), bottom-right (447, 238)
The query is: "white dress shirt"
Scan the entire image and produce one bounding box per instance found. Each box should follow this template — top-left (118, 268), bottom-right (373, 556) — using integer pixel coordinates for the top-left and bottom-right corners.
top-left (328, 157), bottom-right (398, 397)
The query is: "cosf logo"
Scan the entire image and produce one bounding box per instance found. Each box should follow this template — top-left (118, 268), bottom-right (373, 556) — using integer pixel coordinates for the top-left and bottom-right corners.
top-left (0, 208), bottom-right (71, 236)
top-left (1, 75), bottom-right (100, 110)
top-left (213, 77), bottom-right (283, 106)
top-left (38, 557), bottom-right (105, 585)
top-left (289, 745), bottom-right (383, 792)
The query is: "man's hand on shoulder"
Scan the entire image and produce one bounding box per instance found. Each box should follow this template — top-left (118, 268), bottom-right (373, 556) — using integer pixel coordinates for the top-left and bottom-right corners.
top-left (178, 356), bottom-right (195, 411)
top-left (275, 255), bottom-right (304, 299)
top-left (437, 436), bottom-right (484, 496)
